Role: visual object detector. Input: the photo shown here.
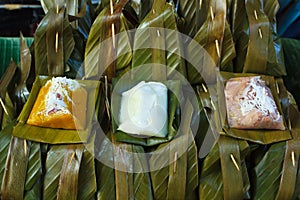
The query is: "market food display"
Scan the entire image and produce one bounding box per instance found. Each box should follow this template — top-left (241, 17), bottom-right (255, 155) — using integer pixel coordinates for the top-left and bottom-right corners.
top-left (0, 0), bottom-right (299, 200)
top-left (27, 77), bottom-right (87, 130)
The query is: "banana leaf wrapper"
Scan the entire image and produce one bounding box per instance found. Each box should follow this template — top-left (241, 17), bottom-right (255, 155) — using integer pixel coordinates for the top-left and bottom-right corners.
top-left (199, 138), bottom-right (250, 199)
top-left (131, 0), bottom-right (187, 81)
top-left (34, 6), bottom-right (75, 76)
top-left (77, 130), bottom-right (97, 200)
top-left (276, 104), bottom-right (300, 199)
top-left (95, 132), bottom-right (116, 200)
top-left (0, 123), bottom-right (13, 197)
top-left (57, 144), bottom-right (84, 200)
top-left (24, 142), bottom-right (42, 200)
top-left (217, 71), bottom-right (291, 144)
top-left (43, 145), bottom-right (67, 200)
top-left (252, 141), bottom-right (286, 200)
top-left (186, 0), bottom-right (226, 85)
top-left (243, 0), bottom-right (286, 76)
top-left (1, 137), bottom-right (30, 199)
top-left (150, 100), bottom-right (198, 200)
top-left (0, 61), bottom-right (17, 129)
top-left (12, 76), bottom-right (100, 144)
top-left (84, 0), bottom-right (130, 81)
top-left (111, 78), bottom-right (181, 146)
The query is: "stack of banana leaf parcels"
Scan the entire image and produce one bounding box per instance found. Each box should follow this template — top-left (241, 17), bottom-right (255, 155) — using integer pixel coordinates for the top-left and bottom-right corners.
top-left (0, 0), bottom-right (299, 199)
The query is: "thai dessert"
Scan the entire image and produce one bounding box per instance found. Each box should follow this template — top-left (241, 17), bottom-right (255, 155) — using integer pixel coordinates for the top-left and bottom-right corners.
top-left (224, 76), bottom-right (285, 130)
top-left (118, 81), bottom-right (168, 137)
top-left (27, 77), bottom-right (87, 130)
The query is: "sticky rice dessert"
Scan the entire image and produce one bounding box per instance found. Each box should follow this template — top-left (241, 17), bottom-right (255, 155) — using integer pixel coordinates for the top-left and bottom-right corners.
top-left (224, 76), bottom-right (285, 130)
top-left (27, 77), bottom-right (87, 130)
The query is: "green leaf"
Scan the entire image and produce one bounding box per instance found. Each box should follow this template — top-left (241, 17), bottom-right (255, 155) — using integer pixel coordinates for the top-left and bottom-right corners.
top-left (243, 0), bottom-right (269, 74)
top-left (177, 0), bottom-right (200, 38)
top-left (77, 134), bottom-right (97, 200)
top-left (199, 142), bottom-right (223, 200)
top-left (129, 0), bottom-right (152, 22)
top-left (275, 105), bottom-right (300, 199)
top-left (218, 136), bottom-right (244, 199)
top-left (132, 145), bottom-right (153, 200)
top-left (228, 0), bottom-right (249, 73)
top-left (34, 8), bottom-right (75, 76)
top-left (13, 76), bottom-right (100, 144)
top-left (24, 142), bottom-right (42, 200)
top-left (199, 139), bottom-right (249, 199)
top-left (164, 3), bottom-right (187, 79)
top-left (13, 33), bottom-right (32, 113)
top-left (57, 144), bottom-right (84, 200)
top-left (150, 101), bottom-right (198, 200)
top-left (96, 133), bottom-right (116, 200)
top-left (84, 0), bottom-right (130, 81)
top-left (263, 0), bottom-right (286, 76)
top-left (0, 61), bottom-right (17, 128)
top-left (220, 21), bottom-right (236, 71)
top-left (43, 145), bottom-right (67, 200)
top-left (253, 142), bottom-right (285, 200)
top-left (0, 124), bottom-right (13, 196)
top-left (132, 1), bottom-right (186, 81)
top-left (1, 137), bottom-right (30, 199)
top-left (187, 0), bottom-right (227, 85)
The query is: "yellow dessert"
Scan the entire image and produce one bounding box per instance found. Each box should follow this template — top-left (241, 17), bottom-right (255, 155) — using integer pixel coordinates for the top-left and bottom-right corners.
top-left (27, 77), bottom-right (87, 130)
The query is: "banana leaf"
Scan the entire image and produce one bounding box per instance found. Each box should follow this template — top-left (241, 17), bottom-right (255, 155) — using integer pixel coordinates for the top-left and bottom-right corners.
top-left (220, 21), bottom-right (236, 72)
top-left (228, 0), bottom-right (249, 73)
top-left (111, 135), bottom-right (153, 200)
top-left (129, 0), bottom-right (152, 22)
top-left (0, 60), bottom-right (17, 129)
top-left (199, 142), bottom-right (223, 200)
top-left (243, 0), bottom-right (269, 74)
top-left (0, 123), bottom-right (13, 197)
top-left (263, 0), bottom-right (286, 77)
top-left (96, 132), bottom-right (116, 200)
top-left (131, 0), bottom-right (187, 81)
top-left (41, 0), bottom-right (86, 19)
top-left (65, 29), bottom-right (85, 79)
top-left (12, 33), bottom-right (32, 114)
top-left (281, 38), bottom-right (300, 109)
top-left (177, 0), bottom-right (200, 38)
top-left (34, 7), bottom-right (75, 76)
top-left (164, 3), bottom-right (187, 79)
top-left (218, 135), bottom-right (244, 199)
top-left (131, 0), bottom-right (165, 81)
top-left (275, 105), bottom-right (300, 199)
top-left (57, 144), bottom-right (84, 200)
top-left (1, 137), bottom-right (30, 199)
top-left (23, 142), bottom-right (42, 200)
top-left (218, 71), bottom-right (291, 144)
top-left (43, 145), bottom-right (67, 200)
top-left (199, 139), bottom-right (249, 199)
top-left (111, 78), bottom-right (180, 146)
top-left (132, 145), bottom-right (153, 200)
top-left (253, 141), bottom-right (286, 200)
top-left (150, 100), bottom-right (198, 200)
top-left (13, 76), bottom-right (100, 144)
top-left (77, 132), bottom-right (97, 200)
top-left (84, 0), bottom-right (130, 81)
top-left (186, 0), bottom-right (226, 85)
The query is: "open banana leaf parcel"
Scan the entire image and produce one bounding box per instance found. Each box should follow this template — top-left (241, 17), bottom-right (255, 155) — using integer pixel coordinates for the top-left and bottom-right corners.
top-left (12, 76), bottom-right (100, 144)
top-left (216, 71), bottom-right (291, 144)
top-left (111, 78), bottom-right (181, 146)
